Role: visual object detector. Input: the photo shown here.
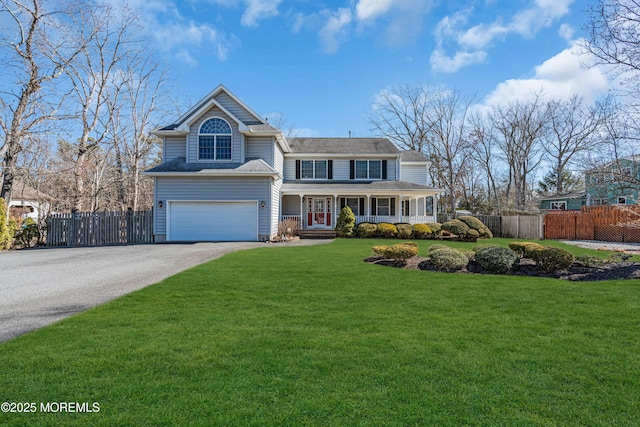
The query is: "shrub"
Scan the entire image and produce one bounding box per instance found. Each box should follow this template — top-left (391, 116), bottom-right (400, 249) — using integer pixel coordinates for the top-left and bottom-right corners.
top-left (532, 247), bottom-right (574, 273)
top-left (428, 244), bottom-right (449, 254)
top-left (575, 255), bottom-right (604, 267)
top-left (335, 206), bottom-right (356, 237)
top-left (608, 252), bottom-right (632, 262)
top-left (372, 243), bottom-right (418, 260)
top-left (0, 198), bottom-right (12, 250)
top-left (394, 223), bottom-right (413, 239)
top-left (426, 222), bottom-right (442, 237)
top-left (356, 222), bottom-right (377, 238)
top-left (277, 218), bottom-right (300, 238)
top-left (377, 222), bottom-right (398, 238)
top-left (474, 246), bottom-right (519, 274)
top-left (412, 223), bottom-right (432, 239)
top-left (428, 246), bottom-right (469, 271)
top-left (15, 217), bottom-right (40, 248)
top-left (441, 219), bottom-right (469, 236)
top-left (473, 243), bottom-right (494, 253)
top-left (509, 241), bottom-right (545, 258)
top-left (457, 215), bottom-right (485, 231)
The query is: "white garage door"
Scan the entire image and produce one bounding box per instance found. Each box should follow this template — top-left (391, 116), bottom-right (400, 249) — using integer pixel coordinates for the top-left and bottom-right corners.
top-left (168, 201), bottom-right (258, 241)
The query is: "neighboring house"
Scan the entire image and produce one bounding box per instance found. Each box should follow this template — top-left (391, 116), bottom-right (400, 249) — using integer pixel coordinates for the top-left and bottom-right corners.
top-left (539, 191), bottom-right (586, 211)
top-left (145, 85), bottom-right (443, 242)
top-left (585, 156), bottom-right (640, 206)
top-left (7, 181), bottom-right (52, 220)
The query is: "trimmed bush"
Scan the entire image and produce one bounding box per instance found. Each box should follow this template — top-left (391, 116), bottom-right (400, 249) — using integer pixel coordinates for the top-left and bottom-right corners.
top-left (532, 247), bottom-right (574, 273)
top-left (394, 223), bottom-right (413, 239)
top-left (428, 246), bottom-right (469, 272)
top-left (426, 222), bottom-right (442, 237)
top-left (412, 223), bottom-right (432, 239)
top-left (473, 243), bottom-right (494, 253)
top-left (377, 222), bottom-right (398, 238)
top-left (509, 241), bottom-right (545, 258)
top-left (457, 215), bottom-right (486, 231)
top-left (372, 243), bottom-right (418, 260)
top-left (474, 246), bottom-right (519, 274)
top-left (428, 244), bottom-right (449, 254)
top-left (441, 219), bottom-right (469, 236)
top-left (575, 255), bottom-right (604, 267)
top-left (356, 222), bottom-right (377, 238)
top-left (335, 206), bottom-right (356, 237)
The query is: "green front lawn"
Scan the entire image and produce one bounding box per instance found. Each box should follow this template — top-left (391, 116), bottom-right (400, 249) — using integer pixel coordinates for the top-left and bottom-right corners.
top-left (1, 239), bottom-right (639, 426)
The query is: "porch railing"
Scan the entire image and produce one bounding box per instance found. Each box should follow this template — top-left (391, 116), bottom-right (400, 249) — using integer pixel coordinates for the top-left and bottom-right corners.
top-left (279, 215), bottom-right (436, 228)
top-left (355, 215), bottom-right (435, 225)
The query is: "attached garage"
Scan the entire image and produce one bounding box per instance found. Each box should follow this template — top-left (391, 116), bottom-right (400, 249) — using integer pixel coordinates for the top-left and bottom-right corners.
top-left (167, 201), bottom-right (258, 241)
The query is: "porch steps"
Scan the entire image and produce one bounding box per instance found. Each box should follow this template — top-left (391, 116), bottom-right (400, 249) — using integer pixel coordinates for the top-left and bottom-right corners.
top-left (299, 229), bottom-right (337, 239)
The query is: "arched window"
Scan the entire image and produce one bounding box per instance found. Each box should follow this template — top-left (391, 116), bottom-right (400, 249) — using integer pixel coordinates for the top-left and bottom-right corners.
top-left (199, 117), bottom-right (232, 160)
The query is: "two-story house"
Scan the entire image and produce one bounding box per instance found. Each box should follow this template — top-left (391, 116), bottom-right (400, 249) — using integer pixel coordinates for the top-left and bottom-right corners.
top-left (145, 85), bottom-right (442, 242)
top-left (584, 156), bottom-right (640, 206)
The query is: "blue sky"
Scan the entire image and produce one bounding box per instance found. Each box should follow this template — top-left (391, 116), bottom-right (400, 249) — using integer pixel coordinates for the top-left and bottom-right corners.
top-left (130, 0), bottom-right (611, 137)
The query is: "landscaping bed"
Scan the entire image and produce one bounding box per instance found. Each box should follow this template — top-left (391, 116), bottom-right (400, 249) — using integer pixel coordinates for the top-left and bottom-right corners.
top-left (366, 256), bottom-right (640, 281)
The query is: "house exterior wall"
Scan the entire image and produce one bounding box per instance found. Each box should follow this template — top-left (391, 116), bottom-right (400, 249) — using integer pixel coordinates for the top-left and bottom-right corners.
top-left (154, 176), bottom-right (273, 241)
top-left (246, 136), bottom-right (274, 166)
top-left (164, 136), bottom-right (186, 162)
top-left (187, 107), bottom-right (244, 163)
top-left (282, 157), bottom-right (398, 181)
top-left (540, 197), bottom-right (584, 210)
top-left (213, 91), bottom-right (260, 124)
top-left (401, 164), bottom-right (428, 185)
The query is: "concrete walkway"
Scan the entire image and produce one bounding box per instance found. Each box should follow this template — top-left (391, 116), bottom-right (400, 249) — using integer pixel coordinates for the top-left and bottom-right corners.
top-left (560, 240), bottom-right (640, 253)
top-left (0, 239), bottom-right (331, 343)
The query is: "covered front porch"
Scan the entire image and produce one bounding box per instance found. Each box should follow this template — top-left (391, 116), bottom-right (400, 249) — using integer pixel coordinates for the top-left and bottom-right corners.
top-left (280, 190), bottom-right (441, 229)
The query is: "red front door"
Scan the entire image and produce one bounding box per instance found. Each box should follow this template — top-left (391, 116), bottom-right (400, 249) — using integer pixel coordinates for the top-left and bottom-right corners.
top-left (307, 198), bottom-right (331, 227)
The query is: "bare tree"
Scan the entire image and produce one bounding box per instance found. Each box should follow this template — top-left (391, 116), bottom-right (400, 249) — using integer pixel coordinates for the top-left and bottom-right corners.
top-left (0, 0), bottom-right (92, 210)
top-left (543, 95), bottom-right (611, 193)
top-left (369, 84), bottom-right (437, 152)
top-left (468, 112), bottom-right (503, 213)
top-left (424, 89), bottom-right (475, 213)
top-left (581, 0), bottom-right (640, 96)
top-left (490, 94), bottom-right (550, 211)
top-left (64, 3), bottom-right (141, 211)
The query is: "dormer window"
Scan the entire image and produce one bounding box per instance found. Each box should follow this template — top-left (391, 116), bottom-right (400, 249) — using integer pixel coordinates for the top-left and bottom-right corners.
top-left (199, 117), bottom-right (232, 160)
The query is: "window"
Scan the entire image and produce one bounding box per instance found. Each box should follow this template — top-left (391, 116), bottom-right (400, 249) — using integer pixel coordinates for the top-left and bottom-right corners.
top-left (301, 160), bottom-right (327, 179)
top-left (377, 198), bottom-right (390, 215)
top-left (199, 118), bottom-right (232, 160)
top-left (402, 200), bottom-right (410, 216)
top-left (550, 201), bottom-right (567, 210)
top-left (346, 198), bottom-right (360, 215)
top-left (618, 196), bottom-right (627, 205)
top-left (355, 160), bottom-right (382, 179)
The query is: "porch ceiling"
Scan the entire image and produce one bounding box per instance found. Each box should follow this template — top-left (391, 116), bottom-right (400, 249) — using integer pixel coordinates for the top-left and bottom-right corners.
top-left (281, 180), bottom-right (443, 196)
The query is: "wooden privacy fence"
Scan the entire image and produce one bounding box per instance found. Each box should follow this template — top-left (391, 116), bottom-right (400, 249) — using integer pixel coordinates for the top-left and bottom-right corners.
top-left (46, 210), bottom-right (154, 247)
top-left (544, 205), bottom-right (640, 242)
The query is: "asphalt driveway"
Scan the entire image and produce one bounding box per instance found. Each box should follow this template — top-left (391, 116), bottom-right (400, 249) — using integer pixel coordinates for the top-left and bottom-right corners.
top-left (0, 241), bottom-right (329, 343)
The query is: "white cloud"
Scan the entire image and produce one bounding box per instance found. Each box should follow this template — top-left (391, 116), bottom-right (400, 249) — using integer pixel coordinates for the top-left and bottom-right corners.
top-left (482, 41), bottom-right (610, 107)
top-left (430, 49), bottom-right (487, 73)
top-left (355, 0), bottom-right (396, 21)
top-left (319, 8), bottom-right (352, 54)
top-left (433, 0), bottom-right (575, 73)
top-left (558, 23), bottom-right (574, 41)
top-left (240, 0), bottom-right (282, 28)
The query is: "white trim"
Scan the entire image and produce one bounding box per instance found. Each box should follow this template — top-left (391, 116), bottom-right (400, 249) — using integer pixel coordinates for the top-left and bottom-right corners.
top-left (196, 116), bottom-right (233, 162)
top-left (179, 98), bottom-right (249, 133)
top-left (286, 153), bottom-right (395, 159)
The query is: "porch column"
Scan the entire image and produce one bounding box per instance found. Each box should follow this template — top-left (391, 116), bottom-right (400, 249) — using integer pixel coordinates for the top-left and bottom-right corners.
top-left (300, 195), bottom-right (304, 228)
top-left (333, 195), bottom-right (338, 228)
top-left (366, 195), bottom-right (371, 218)
top-left (433, 194), bottom-right (437, 222)
top-left (399, 195), bottom-right (403, 222)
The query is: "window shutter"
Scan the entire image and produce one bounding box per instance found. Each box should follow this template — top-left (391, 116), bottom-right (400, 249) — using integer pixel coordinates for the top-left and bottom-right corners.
top-left (391, 198), bottom-right (396, 216)
top-left (340, 197), bottom-right (345, 210)
top-left (371, 198), bottom-right (377, 215)
top-left (350, 160), bottom-right (355, 180)
top-left (359, 198), bottom-right (365, 214)
top-left (295, 160), bottom-right (301, 180)
top-left (382, 160), bottom-right (388, 179)
top-left (328, 160), bottom-right (333, 180)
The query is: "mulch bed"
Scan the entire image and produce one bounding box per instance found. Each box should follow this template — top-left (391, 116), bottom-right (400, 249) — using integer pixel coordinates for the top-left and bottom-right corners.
top-left (365, 256), bottom-right (640, 282)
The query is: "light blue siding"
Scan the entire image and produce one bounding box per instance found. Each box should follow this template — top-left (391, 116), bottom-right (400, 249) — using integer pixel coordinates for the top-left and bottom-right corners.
top-left (400, 164), bottom-right (427, 185)
top-left (214, 91), bottom-right (261, 124)
top-left (164, 136), bottom-right (186, 162)
top-left (155, 177), bottom-right (272, 239)
top-left (246, 137), bottom-right (274, 165)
